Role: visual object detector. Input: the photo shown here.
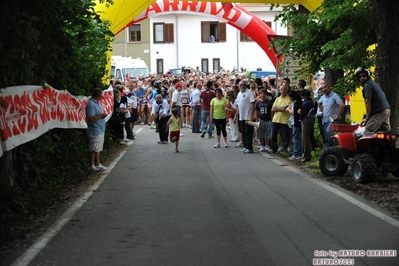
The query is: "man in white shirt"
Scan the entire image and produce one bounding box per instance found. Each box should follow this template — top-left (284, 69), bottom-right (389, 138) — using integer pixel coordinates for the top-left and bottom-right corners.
top-left (126, 83), bottom-right (138, 139)
top-left (171, 83), bottom-right (183, 118)
top-left (151, 94), bottom-right (171, 144)
top-left (191, 82), bottom-right (202, 133)
top-left (236, 80), bottom-right (255, 154)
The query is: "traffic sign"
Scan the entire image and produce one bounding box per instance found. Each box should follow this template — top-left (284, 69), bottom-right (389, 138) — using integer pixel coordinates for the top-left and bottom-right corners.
top-left (283, 56), bottom-right (308, 84)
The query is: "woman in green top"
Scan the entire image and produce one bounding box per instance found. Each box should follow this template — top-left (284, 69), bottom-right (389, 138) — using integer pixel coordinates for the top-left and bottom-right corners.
top-left (210, 88), bottom-right (229, 148)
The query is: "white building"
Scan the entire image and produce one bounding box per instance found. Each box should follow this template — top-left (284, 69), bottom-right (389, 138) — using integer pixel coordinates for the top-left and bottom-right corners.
top-left (112, 3), bottom-right (287, 76)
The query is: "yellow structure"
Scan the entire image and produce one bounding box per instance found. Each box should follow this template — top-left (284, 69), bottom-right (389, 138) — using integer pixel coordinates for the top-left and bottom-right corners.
top-left (94, 0), bottom-right (323, 35)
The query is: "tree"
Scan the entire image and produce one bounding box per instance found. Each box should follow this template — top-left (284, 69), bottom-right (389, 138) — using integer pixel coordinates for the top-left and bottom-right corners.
top-left (0, 0), bottom-right (114, 245)
top-left (271, 0), bottom-right (376, 95)
top-left (271, 0), bottom-right (399, 130)
top-left (369, 0), bottom-right (399, 131)
top-left (0, 0), bottom-right (113, 185)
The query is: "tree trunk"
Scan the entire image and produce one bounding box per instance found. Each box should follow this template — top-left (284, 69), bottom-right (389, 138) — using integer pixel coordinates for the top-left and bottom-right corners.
top-left (324, 68), bottom-right (344, 87)
top-left (0, 150), bottom-right (16, 199)
top-left (369, 0), bottom-right (399, 132)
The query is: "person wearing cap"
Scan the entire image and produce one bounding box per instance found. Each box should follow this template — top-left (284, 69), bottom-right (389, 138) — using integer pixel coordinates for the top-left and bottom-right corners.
top-left (356, 67), bottom-right (391, 134)
top-left (171, 82), bottom-right (183, 118)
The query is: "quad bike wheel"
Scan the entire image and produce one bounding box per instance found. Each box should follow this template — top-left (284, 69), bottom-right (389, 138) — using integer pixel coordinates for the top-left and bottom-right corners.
top-left (351, 153), bottom-right (378, 184)
top-left (319, 147), bottom-right (348, 176)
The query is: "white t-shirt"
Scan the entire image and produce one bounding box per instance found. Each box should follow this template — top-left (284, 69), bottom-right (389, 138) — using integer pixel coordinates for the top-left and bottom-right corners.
top-left (127, 90), bottom-right (138, 109)
top-left (237, 89), bottom-right (255, 121)
top-left (172, 89), bottom-right (182, 107)
top-left (125, 98), bottom-right (133, 118)
top-left (119, 102), bottom-right (130, 119)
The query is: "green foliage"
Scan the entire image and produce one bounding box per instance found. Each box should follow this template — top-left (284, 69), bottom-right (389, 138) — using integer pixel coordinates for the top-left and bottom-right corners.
top-left (0, 0), bottom-right (116, 251)
top-left (0, 0), bottom-right (114, 94)
top-left (270, 0), bottom-right (377, 96)
top-left (0, 128), bottom-right (118, 251)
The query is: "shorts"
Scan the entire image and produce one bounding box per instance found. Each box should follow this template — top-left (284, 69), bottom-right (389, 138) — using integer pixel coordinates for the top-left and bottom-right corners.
top-left (131, 108), bottom-right (138, 122)
top-left (170, 131), bottom-right (180, 142)
top-left (258, 120), bottom-right (272, 139)
top-left (88, 133), bottom-right (104, 152)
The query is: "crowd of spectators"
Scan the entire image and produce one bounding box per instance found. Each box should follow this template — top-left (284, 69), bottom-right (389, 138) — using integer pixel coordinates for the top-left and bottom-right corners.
top-left (108, 67), bottom-right (335, 161)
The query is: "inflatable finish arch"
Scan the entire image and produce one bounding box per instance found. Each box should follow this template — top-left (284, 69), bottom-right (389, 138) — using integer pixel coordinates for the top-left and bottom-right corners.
top-left (95, 0), bottom-right (322, 64)
top-left (128, 1), bottom-right (278, 64)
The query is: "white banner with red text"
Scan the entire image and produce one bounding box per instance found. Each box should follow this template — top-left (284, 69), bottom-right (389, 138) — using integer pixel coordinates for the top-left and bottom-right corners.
top-left (0, 84), bottom-right (114, 158)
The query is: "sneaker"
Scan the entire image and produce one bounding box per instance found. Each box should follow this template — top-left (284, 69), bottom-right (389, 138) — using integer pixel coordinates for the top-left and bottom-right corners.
top-left (214, 143), bottom-right (220, 148)
top-left (278, 146), bottom-right (283, 152)
top-left (124, 139), bottom-right (132, 142)
top-left (96, 164), bottom-right (108, 170)
top-left (259, 146), bottom-right (265, 152)
top-left (201, 131), bottom-right (206, 138)
top-left (208, 135), bottom-right (214, 139)
top-left (224, 143), bottom-right (229, 148)
top-left (243, 149), bottom-right (254, 154)
top-left (180, 133), bottom-right (184, 137)
top-left (288, 155), bottom-right (299, 161)
top-left (235, 141), bottom-right (244, 148)
top-left (240, 148), bottom-right (247, 152)
top-left (89, 165), bottom-right (99, 172)
top-left (265, 146), bottom-right (273, 153)
top-left (150, 125), bottom-right (156, 129)
top-left (175, 149), bottom-right (179, 153)
top-left (287, 146), bottom-right (292, 152)
top-left (171, 136), bottom-right (177, 143)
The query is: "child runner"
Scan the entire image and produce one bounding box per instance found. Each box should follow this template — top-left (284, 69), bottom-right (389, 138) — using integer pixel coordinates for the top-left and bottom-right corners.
top-left (167, 108), bottom-right (182, 152)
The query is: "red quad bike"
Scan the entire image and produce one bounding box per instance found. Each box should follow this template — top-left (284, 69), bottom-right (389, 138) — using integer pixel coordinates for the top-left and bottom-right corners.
top-left (319, 123), bottom-right (399, 184)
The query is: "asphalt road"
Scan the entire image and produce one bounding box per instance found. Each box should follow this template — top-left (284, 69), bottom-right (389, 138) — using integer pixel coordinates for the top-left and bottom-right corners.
top-left (10, 124), bottom-right (399, 266)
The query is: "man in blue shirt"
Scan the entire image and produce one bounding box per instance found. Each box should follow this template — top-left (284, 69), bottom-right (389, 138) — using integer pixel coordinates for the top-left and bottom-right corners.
top-left (317, 81), bottom-right (345, 148)
top-left (190, 82), bottom-right (202, 133)
top-left (85, 88), bottom-right (108, 172)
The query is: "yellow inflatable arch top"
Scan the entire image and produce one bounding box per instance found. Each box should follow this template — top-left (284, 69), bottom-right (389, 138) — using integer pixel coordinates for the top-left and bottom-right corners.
top-left (95, 0), bottom-right (322, 35)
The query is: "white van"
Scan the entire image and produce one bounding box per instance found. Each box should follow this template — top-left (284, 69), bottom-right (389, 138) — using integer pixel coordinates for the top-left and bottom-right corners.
top-left (111, 56), bottom-right (149, 81)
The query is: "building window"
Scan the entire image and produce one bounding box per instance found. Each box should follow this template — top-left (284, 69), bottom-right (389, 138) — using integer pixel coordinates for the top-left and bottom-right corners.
top-left (201, 22), bottom-right (226, 42)
top-left (212, 58), bottom-right (220, 74)
top-left (240, 21), bottom-right (272, 42)
top-left (154, 23), bottom-right (174, 43)
top-left (240, 31), bottom-right (253, 42)
top-left (129, 24), bottom-right (141, 42)
top-left (201, 58), bottom-right (209, 73)
top-left (156, 59), bottom-right (164, 76)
